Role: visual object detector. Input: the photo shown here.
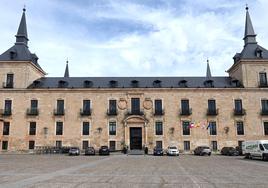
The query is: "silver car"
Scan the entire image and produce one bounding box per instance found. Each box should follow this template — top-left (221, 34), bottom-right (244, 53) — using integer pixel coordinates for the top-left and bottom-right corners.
top-left (194, 146), bottom-right (211, 156)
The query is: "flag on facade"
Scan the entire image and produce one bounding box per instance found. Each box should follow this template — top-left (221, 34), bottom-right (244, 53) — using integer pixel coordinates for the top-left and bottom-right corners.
top-left (207, 122), bottom-right (211, 130)
top-left (190, 122), bottom-right (195, 128)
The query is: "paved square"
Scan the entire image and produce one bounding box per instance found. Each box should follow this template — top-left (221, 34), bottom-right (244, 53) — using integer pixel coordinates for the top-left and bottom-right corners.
top-left (0, 154), bottom-right (267, 188)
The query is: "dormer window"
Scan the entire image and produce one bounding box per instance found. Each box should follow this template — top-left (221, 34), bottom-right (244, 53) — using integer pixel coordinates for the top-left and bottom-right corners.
top-left (131, 80), bottom-right (139, 88)
top-left (109, 80), bottom-right (118, 88)
top-left (204, 80), bottom-right (214, 88)
top-left (33, 80), bottom-right (42, 87)
top-left (179, 80), bottom-right (188, 88)
top-left (84, 80), bottom-right (93, 88)
top-left (9, 51), bottom-right (17, 60)
top-left (255, 48), bottom-right (263, 58)
top-left (153, 80), bottom-right (161, 87)
top-left (231, 79), bottom-right (241, 87)
top-left (58, 80), bottom-right (68, 88)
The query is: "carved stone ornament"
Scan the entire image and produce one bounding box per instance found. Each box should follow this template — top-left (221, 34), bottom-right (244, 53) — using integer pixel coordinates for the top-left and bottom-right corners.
top-left (143, 98), bottom-right (153, 110)
top-left (118, 98), bottom-right (127, 110)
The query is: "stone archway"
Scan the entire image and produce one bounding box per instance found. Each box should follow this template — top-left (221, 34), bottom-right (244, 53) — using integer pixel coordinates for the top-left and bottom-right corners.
top-left (123, 116), bottom-right (148, 150)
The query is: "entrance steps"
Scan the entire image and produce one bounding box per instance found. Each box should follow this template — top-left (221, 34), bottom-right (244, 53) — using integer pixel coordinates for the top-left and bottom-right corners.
top-left (128, 149), bottom-right (145, 155)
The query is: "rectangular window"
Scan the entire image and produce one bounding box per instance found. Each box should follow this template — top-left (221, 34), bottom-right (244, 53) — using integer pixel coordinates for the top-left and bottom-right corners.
top-left (29, 140), bottom-right (35, 150)
top-left (237, 122), bottom-right (244, 135)
top-left (2, 141), bottom-right (8, 150)
top-left (155, 122), bottom-right (163, 135)
top-left (209, 122), bottom-right (217, 135)
top-left (208, 99), bottom-right (216, 112)
top-left (154, 99), bottom-right (162, 114)
top-left (261, 100), bottom-right (268, 112)
top-left (131, 98), bottom-right (140, 115)
top-left (3, 122), bottom-right (10, 135)
top-left (4, 100), bottom-right (12, 114)
top-left (109, 121), bottom-right (116, 135)
top-left (184, 141), bottom-right (190, 151)
top-left (264, 122), bottom-right (268, 135)
top-left (108, 100), bottom-right (117, 115)
top-left (6, 74), bottom-right (14, 88)
top-left (29, 122), bottom-right (36, 135)
top-left (156, 141), bottom-right (163, 149)
top-left (56, 122), bottom-right (63, 135)
top-left (259, 72), bottom-right (267, 86)
top-left (82, 122), bottom-right (90, 135)
top-left (181, 99), bottom-right (189, 113)
top-left (211, 141), bottom-right (217, 151)
top-left (234, 99), bottom-right (242, 112)
top-left (110, 141), bottom-right (116, 151)
top-left (56, 100), bottom-right (64, 114)
top-left (83, 100), bottom-right (91, 112)
top-left (55, 140), bottom-right (62, 148)
top-left (82, 141), bottom-right (89, 150)
top-left (31, 100), bottom-right (38, 109)
top-left (182, 121), bottom-right (190, 135)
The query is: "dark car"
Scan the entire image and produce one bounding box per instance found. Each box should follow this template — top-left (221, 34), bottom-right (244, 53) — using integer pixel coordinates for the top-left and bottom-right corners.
top-left (69, 147), bottom-right (80, 156)
top-left (99, 146), bottom-right (110, 155)
top-left (194, 146), bottom-right (211, 156)
top-left (85, 147), bottom-right (95, 155)
top-left (221, 147), bottom-right (239, 156)
top-left (153, 147), bottom-right (164, 156)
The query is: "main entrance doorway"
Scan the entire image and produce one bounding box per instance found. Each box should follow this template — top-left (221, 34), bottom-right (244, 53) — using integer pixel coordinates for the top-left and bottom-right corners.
top-left (130, 127), bottom-right (142, 150)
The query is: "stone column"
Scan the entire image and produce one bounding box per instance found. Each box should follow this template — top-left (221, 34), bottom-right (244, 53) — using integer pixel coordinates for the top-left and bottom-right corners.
top-left (144, 122), bottom-right (148, 146)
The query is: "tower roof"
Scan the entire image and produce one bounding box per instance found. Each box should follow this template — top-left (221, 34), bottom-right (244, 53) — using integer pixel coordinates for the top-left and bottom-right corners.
top-left (206, 60), bottom-right (212, 80)
top-left (232, 6), bottom-right (268, 63)
top-left (15, 7), bottom-right (28, 46)
top-left (244, 6), bottom-right (256, 45)
top-left (0, 8), bottom-right (45, 74)
top-left (64, 61), bottom-right (69, 77)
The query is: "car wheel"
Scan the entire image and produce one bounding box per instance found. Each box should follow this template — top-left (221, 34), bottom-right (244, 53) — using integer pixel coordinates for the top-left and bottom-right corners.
top-left (208, 153), bottom-right (211, 156)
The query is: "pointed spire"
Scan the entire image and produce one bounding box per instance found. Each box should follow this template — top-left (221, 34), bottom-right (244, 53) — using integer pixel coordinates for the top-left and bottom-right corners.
top-left (244, 5), bottom-right (257, 45)
top-left (64, 60), bottom-right (69, 77)
top-left (15, 7), bottom-right (29, 46)
top-left (206, 59), bottom-right (212, 80)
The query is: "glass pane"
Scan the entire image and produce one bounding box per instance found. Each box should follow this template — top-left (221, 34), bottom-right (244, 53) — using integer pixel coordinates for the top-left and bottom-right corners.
top-left (235, 100), bottom-right (242, 111)
top-left (83, 100), bottom-right (90, 111)
top-left (31, 100), bottom-right (38, 108)
top-left (208, 100), bottom-right (216, 111)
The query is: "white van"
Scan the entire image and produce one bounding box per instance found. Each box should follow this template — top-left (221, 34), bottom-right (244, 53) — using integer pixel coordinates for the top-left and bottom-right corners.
top-left (242, 140), bottom-right (268, 160)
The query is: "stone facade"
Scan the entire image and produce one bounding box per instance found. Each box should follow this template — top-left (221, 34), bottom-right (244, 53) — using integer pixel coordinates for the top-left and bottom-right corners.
top-left (0, 7), bottom-right (268, 152)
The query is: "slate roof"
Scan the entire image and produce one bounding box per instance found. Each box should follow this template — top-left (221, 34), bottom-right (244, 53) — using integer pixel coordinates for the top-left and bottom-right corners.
top-left (27, 76), bottom-right (242, 89)
top-left (0, 8), bottom-right (45, 73)
top-left (233, 7), bottom-right (268, 62)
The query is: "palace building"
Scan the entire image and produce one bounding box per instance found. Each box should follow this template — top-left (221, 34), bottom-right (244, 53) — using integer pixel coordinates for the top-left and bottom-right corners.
top-left (0, 7), bottom-right (268, 153)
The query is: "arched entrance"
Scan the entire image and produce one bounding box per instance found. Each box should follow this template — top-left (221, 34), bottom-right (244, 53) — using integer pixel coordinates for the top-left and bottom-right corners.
top-left (123, 115), bottom-right (148, 150)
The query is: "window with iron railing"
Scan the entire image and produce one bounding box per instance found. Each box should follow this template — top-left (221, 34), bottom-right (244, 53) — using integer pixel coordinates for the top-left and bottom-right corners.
top-left (154, 99), bottom-right (164, 115)
top-left (81, 100), bottom-right (91, 116)
top-left (54, 100), bottom-right (64, 116)
top-left (259, 72), bottom-right (268, 87)
top-left (107, 100), bottom-right (117, 115)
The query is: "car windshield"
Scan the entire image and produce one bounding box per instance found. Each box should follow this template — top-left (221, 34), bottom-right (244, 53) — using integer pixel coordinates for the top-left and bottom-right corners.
top-left (101, 146), bottom-right (108, 149)
top-left (70, 147), bottom-right (78, 150)
top-left (263, 144), bottom-right (268, 150)
top-left (202, 147), bottom-right (209, 149)
top-left (169, 147), bottom-right (177, 149)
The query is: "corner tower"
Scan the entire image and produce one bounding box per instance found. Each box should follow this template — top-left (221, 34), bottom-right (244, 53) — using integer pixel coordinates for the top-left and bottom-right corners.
top-left (228, 6), bottom-right (268, 88)
top-left (0, 8), bottom-right (45, 89)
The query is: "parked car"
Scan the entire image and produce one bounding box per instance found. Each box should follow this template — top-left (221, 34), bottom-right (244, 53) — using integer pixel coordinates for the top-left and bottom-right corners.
top-left (153, 147), bottom-right (164, 156)
top-left (69, 147), bottom-right (80, 156)
top-left (194, 146), bottom-right (211, 156)
top-left (166, 146), bottom-right (179, 156)
top-left (99, 146), bottom-right (110, 155)
top-left (243, 140), bottom-right (268, 160)
top-left (221, 147), bottom-right (239, 156)
top-left (85, 147), bottom-right (95, 155)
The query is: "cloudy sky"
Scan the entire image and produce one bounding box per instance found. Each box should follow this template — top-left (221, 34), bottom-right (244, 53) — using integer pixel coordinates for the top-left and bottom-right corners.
top-left (0, 0), bottom-right (267, 77)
